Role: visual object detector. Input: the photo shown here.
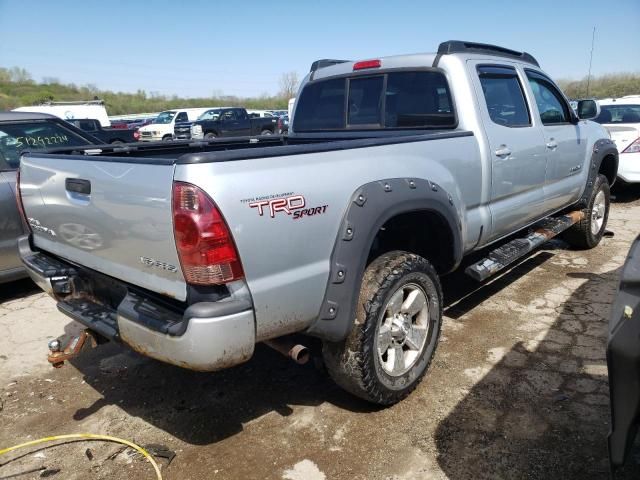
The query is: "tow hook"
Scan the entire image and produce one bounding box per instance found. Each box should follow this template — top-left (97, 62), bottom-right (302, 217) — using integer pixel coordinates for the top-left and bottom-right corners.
top-left (47, 329), bottom-right (98, 368)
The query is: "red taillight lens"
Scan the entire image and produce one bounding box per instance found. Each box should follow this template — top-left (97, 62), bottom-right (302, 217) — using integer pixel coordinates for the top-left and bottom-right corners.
top-left (172, 182), bottom-right (244, 285)
top-left (353, 59), bottom-right (381, 71)
top-left (133, 129), bottom-right (140, 140)
top-left (15, 169), bottom-right (31, 232)
top-left (622, 137), bottom-right (640, 154)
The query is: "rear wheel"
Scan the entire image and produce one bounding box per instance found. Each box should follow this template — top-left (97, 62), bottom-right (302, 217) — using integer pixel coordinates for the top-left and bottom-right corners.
top-left (563, 173), bottom-right (610, 249)
top-left (322, 251), bottom-right (442, 405)
top-left (260, 129), bottom-right (272, 136)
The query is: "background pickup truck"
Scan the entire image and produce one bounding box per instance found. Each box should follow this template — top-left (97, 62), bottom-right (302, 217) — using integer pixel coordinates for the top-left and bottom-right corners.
top-left (68, 118), bottom-right (139, 144)
top-left (174, 107), bottom-right (278, 140)
top-left (18, 41), bottom-right (618, 405)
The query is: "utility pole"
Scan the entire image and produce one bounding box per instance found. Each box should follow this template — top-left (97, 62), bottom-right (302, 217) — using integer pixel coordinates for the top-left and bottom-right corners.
top-left (586, 26), bottom-right (596, 97)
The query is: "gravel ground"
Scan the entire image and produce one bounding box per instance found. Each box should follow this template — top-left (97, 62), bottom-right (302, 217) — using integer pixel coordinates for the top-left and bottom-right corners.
top-left (1, 184), bottom-right (639, 480)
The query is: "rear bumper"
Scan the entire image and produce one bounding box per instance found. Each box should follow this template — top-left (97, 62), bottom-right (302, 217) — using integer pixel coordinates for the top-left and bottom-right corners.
top-left (617, 152), bottom-right (640, 183)
top-left (138, 135), bottom-right (163, 142)
top-left (19, 236), bottom-right (256, 371)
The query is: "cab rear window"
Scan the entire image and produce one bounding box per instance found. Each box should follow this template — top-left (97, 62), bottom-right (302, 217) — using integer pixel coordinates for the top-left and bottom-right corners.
top-left (0, 121), bottom-right (92, 170)
top-left (294, 70), bottom-right (456, 132)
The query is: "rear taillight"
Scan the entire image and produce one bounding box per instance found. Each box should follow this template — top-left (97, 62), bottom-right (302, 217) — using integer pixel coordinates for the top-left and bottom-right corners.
top-left (172, 182), bottom-right (244, 285)
top-left (133, 129), bottom-right (140, 141)
top-left (622, 137), bottom-right (640, 154)
top-left (15, 169), bottom-right (31, 232)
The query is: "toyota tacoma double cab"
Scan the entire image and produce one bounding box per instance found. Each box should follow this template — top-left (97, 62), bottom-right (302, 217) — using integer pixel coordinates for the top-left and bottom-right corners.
top-left (17, 41), bottom-right (618, 405)
top-left (174, 107), bottom-right (278, 140)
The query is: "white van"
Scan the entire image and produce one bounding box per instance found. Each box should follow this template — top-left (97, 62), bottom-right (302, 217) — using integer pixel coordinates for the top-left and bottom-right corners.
top-left (138, 108), bottom-right (213, 142)
top-left (13, 100), bottom-right (111, 127)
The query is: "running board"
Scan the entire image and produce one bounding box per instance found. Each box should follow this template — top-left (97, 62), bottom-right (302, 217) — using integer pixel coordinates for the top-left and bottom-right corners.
top-left (465, 210), bottom-right (585, 282)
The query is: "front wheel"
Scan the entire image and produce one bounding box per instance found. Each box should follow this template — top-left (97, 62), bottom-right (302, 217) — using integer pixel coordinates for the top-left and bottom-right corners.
top-left (204, 132), bottom-right (217, 140)
top-left (563, 173), bottom-right (610, 249)
top-left (162, 135), bottom-right (172, 142)
top-left (322, 251), bottom-right (442, 405)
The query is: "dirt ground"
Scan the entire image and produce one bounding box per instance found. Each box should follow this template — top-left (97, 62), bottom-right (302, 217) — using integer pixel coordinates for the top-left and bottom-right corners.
top-left (1, 185), bottom-right (640, 480)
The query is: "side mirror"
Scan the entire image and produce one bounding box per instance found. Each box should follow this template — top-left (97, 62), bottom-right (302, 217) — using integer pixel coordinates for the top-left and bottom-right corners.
top-left (577, 99), bottom-right (600, 120)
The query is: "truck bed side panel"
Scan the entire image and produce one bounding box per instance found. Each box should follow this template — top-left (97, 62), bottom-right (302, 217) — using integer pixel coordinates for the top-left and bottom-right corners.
top-left (175, 134), bottom-right (482, 340)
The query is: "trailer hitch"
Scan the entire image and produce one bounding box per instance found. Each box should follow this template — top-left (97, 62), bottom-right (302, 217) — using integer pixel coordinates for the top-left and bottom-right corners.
top-left (47, 329), bottom-right (98, 368)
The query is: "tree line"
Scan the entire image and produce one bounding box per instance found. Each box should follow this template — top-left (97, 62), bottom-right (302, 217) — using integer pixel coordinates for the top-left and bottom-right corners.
top-left (1, 66), bottom-right (638, 116)
top-left (0, 67), bottom-right (299, 115)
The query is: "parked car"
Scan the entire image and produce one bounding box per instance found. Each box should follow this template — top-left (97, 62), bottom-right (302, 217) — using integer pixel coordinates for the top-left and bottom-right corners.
top-left (68, 118), bottom-right (139, 144)
top-left (18, 41), bottom-right (617, 405)
top-left (607, 234), bottom-right (640, 470)
top-left (0, 112), bottom-right (99, 283)
top-left (13, 100), bottom-right (111, 127)
top-left (278, 115), bottom-right (289, 134)
top-left (594, 95), bottom-right (640, 183)
top-left (175, 107), bottom-right (278, 140)
top-left (138, 108), bottom-right (213, 142)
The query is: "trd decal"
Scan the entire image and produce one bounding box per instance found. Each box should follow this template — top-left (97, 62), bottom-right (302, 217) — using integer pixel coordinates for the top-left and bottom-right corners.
top-left (245, 194), bottom-right (328, 220)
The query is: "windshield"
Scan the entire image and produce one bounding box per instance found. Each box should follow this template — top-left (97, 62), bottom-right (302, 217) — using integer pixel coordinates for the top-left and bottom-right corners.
top-left (595, 105), bottom-right (640, 124)
top-left (153, 111), bottom-right (177, 124)
top-left (198, 109), bottom-right (223, 121)
top-left (0, 121), bottom-right (93, 169)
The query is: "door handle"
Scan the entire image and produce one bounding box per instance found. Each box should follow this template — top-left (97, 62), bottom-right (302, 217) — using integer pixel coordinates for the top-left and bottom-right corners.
top-left (546, 140), bottom-right (558, 149)
top-left (65, 178), bottom-right (91, 195)
top-left (494, 146), bottom-right (512, 157)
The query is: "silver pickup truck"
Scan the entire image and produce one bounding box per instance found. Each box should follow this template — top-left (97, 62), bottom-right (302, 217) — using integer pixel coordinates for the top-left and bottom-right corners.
top-left (18, 41), bottom-right (618, 405)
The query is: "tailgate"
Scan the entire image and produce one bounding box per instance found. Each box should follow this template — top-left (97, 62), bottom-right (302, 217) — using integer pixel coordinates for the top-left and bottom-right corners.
top-left (19, 153), bottom-right (187, 301)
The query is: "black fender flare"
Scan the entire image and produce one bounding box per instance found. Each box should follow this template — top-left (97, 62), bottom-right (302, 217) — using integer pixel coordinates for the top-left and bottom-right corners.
top-left (306, 177), bottom-right (463, 342)
top-left (579, 138), bottom-right (618, 206)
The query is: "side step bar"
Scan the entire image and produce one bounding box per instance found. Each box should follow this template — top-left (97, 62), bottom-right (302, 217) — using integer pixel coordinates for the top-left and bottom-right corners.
top-left (465, 211), bottom-right (585, 282)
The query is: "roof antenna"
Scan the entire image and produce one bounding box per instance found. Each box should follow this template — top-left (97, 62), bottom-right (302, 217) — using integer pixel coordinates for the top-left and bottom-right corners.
top-left (586, 26), bottom-right (596, 97)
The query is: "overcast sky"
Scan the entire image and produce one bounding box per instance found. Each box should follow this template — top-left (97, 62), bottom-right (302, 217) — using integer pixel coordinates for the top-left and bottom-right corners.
top-left (1, 0), bottom-right (638, 97)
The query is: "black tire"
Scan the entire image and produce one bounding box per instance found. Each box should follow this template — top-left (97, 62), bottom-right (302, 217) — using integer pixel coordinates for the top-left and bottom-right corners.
top-left (162, 135), bottom-right (172, 142)
top-left (110, 140), bottom-right (124, 145)
top-left (260, 129), bottom-right (272, 136)
top-left (204, 132), bottom-right (217, 140)
top-left (322, 251), bottom-right (442, 405)
top-left (563, 173), bottom-right (610, 249)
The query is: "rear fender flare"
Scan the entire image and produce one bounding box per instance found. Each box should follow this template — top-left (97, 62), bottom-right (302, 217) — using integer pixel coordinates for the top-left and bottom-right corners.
top-left (306, 178), bottom-right (463, 342)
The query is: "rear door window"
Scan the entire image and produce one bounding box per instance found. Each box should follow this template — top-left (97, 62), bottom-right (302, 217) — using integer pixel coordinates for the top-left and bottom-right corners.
top-left (295, 70), bottom-right (455, 131)
top-left (0, 121), bottom-right (92, 169)
top-left (477, 65), bottom-right (531, 127)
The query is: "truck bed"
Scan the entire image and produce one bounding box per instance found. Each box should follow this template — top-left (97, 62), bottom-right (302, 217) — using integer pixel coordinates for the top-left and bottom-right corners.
top-left (43, 130), bottom-right (473, 164)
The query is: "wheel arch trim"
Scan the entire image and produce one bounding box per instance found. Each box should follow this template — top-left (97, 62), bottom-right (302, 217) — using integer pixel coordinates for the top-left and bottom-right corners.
top-left (305, 177), bottom-right (463, 341)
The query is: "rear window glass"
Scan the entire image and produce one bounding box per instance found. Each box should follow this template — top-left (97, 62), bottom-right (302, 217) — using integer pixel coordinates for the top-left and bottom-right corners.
top-left (294, 78), bottom-right (346, 131)
top-left (385, 72), bottom-right (455, 128)
top-left (595, 105), bottom-right (640, 124)
top-left (0, 121), bottom-right (92, 170)
top-left (294, 70), bottom-right (455, 131)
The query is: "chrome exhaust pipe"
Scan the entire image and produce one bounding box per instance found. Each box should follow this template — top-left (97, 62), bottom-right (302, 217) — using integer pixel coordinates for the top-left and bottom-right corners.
top-left (264, 338), bottom-right (310, 365)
